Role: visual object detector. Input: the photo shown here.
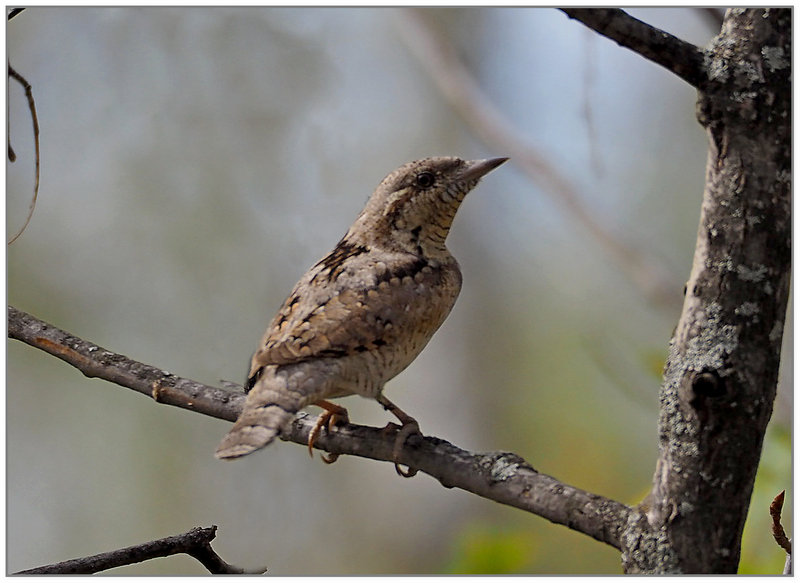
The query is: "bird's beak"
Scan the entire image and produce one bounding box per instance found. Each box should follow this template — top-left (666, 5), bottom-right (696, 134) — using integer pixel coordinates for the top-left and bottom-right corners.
top-left (459, 157), bottom-right (509, 182)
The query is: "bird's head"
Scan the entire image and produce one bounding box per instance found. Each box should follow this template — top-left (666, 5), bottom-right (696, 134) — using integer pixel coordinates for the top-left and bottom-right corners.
top-left (348, 156), bottom-right (508, 256)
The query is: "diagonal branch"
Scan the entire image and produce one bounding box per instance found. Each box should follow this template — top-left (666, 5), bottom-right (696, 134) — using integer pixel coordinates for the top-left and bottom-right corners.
top-left (8, 305), bottom-right (632, 550)
top-left (14, 525), bottom-right (264, 575)
top-left (290, 417), bottom-right (630, 549)
top-left (560, 8), bottom-right (707, 89)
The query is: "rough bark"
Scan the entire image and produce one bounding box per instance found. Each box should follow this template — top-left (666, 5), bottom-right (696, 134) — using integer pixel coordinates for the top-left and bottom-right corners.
top-left (618, 8), bottom-right (791, 573)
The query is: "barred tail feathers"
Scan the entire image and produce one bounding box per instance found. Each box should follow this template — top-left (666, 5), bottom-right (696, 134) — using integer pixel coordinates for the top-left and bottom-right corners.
top-left (215, 368), bottom-right (309, 460)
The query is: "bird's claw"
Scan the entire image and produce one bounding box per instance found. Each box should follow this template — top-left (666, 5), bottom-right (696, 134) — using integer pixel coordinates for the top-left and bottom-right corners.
top-left (307, 402), bottom-right (349, 463)
top-left (387, 419), bottom-right (421, 478)
top-left (320, 450), bottom-right (340, 464)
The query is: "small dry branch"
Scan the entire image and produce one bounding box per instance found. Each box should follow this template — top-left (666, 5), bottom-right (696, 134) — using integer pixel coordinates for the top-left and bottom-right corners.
top-left (14, 525), bottom-right (264, 575)
top-left (770, 491), bottom-right (792, 575)
top-left (770, 491), bottom-right (792, 555)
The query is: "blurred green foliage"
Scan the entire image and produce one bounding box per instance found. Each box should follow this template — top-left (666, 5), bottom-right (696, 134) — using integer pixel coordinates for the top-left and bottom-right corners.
top-left (445, 524), bottom-right (537, 574)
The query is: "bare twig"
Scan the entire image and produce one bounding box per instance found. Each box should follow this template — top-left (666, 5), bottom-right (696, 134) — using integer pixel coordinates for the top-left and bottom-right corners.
top-left (560, 9), bottom-right (706, 89)
top-left (8, 305), bottom-right (633, 550)
top-left (770, 491), bottom-right (792, 555)
top-left (14, 525), bottom-right (264, 575)
top-left (8, 63), bottom-right (41, 245)
top-left (396, 8), bottom-right (679, 307)
top-left (770, 490), bottom-right (792, 574)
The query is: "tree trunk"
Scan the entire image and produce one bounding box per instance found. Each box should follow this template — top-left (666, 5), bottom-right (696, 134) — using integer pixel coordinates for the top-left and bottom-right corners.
top-left (621, 8), bottom-right (791, 573)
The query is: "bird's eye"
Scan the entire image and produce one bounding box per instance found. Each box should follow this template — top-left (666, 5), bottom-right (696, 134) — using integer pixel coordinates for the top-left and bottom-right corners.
top-left (415, 171), bottom-right (435, 188)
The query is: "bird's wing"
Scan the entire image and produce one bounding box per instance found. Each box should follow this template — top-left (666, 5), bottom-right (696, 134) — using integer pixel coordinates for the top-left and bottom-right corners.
top-left (248, 249), bottom-right (459, 376)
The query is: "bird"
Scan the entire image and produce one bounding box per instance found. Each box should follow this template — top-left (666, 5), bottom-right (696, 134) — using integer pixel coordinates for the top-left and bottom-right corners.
top-left (215, 156), bottom-right (508, 476)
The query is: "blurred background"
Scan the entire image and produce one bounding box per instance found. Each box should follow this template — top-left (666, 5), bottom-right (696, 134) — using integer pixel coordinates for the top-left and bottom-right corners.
top-left (7, 7), bottom-right (791, 575)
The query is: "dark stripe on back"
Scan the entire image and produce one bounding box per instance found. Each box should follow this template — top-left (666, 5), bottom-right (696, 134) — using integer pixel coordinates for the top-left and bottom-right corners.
top-left (314, 239), bottom-right (369, 282)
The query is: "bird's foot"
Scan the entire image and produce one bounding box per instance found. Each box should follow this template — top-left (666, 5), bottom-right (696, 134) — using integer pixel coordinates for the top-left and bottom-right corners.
top-left (308, 400), bottom-right (349, 464)
top-left (382, 419), bottom-right (421, 478)
top-left (376, 394), bottom-right (421, 478)
top-left (394, 419), bottom-right (421, 478)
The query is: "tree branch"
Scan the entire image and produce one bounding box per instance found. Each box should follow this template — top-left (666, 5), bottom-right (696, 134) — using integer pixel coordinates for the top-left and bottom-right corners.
top-left (14, 526), bottom-right (264, 575)
top-left (7, 7), bottom-right (24, 21)
top-left (8, 305), bottom-right (632, 550)
top-left (286, 415), bottom-right (630, 549)
top-left (560, 8), bottom-right (706, 89)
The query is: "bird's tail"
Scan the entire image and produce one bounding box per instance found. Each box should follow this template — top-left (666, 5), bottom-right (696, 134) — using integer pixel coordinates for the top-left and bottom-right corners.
top-left (215, 368), bottom-right (307, 460)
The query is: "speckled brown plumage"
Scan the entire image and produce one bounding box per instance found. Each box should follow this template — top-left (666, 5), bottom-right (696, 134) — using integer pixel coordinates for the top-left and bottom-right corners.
top-left (216, 156), bottom-right (507, 471)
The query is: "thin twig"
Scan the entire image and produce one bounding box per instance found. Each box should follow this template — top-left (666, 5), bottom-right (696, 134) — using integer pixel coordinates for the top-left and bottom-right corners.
top-left (770, 490), bottom-right (792, 555)
top-left (8, 305), bottom-right (633, 550)
top-left (14, 525), bottom-right (264, 574)
top-left (8, 63), bottom-right (41, 245)
top-left (396, 8), bottom-right (679, 307)
top-left (770, 490), bottom-right (792, 574)
top-left (560, 9), bottom-right (707, 89)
